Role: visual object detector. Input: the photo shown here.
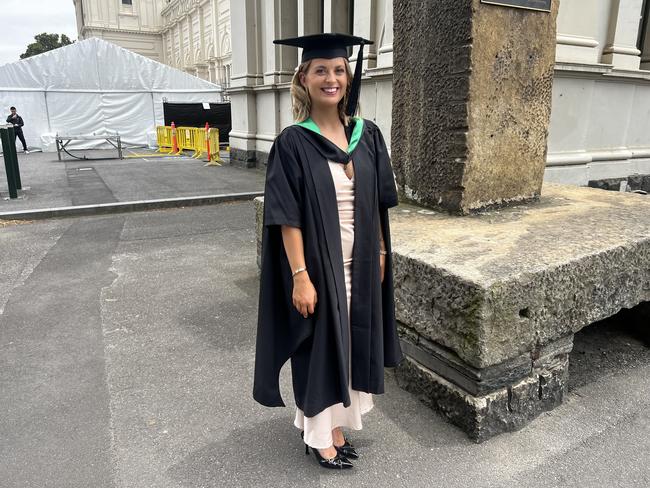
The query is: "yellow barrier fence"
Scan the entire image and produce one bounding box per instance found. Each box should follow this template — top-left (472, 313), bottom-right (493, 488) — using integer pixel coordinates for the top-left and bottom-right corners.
top-left (155, 125), bottom-right (225, 163)
top-left (156, 126), bottom-right (173, 153)
top-left (175, 126), bottom-right (197, 154)
top-left (193, 128), bottom-right (222, 164)
top-left (155, 125), bottom-right (223, 163)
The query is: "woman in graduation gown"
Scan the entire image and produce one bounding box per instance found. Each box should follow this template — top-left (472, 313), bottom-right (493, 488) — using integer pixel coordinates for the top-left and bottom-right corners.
top-left (253, 33), bottom-right (402, 469)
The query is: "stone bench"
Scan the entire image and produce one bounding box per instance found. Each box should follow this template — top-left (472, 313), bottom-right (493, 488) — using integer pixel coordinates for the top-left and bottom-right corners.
top-left (391, 183), bottom-right (649, 441)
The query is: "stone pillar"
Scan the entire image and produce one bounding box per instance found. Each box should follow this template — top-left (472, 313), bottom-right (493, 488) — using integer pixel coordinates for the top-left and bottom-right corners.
top-left (176, 22), bottom-right (184, 69)
top-left (208, 59), bottom-right (217, 83)
top-left (388, 0), bottom-right (594, 443)
top-left (229, 0), bottom-right (262, 167)
top-left (376, 0), bottom-right (393, 69)
top-left (601, 0), bottom-right (644, 70)
top-left (298, 0), bottom-right (322, 36)
top-left (198, 5), bottom-right (206, 64)
top-left (263, 0), bottom-right (298, 85)
top-left (642, 18), bottom-right (650, 71)
top-left (351, 0), bottom-right (377, 70)
top-left (187, 12), bottom-right (195, 68)
top-left (392, 0), bottom-right (558, 214)
top-left (323, 0), bottom-right (350, 33)
top-left (195, 64), bottom-right (209, 80)
top-left (555, 0), bottom-right (602, 64)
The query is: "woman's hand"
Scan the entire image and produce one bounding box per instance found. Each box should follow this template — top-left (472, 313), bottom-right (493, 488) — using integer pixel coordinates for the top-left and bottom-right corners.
top-left (292, 272), bottom-right (318, 318)
top-left (380, 254), bottom-right (386, 283)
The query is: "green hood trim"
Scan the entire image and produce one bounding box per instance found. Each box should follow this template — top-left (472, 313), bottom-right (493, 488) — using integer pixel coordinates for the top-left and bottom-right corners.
top-left (295, 117), bottom-right (365, 154)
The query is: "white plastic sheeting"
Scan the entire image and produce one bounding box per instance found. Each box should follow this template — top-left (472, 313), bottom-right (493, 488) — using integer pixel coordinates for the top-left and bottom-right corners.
top-left (0, 38), bottom-right (222, 151)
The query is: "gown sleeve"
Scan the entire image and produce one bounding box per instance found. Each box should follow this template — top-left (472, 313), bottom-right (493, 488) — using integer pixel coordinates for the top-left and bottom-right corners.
top-left (253, 130), bottom-right (312, 409)
top-left (370, 123), bottom-right (403, 367)
top-left (263, 132), bottom-right (303, 228)
top-left (372, 126), bottom-right (399, 210)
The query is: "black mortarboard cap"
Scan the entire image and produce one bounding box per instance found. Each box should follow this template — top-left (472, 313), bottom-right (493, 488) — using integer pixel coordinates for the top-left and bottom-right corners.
top-left (274, 33), bottom-right (373, 117)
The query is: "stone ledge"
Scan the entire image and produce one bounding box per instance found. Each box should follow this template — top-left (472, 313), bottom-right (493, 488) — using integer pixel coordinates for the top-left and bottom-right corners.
top-left (391, 183), bottom-right (650, 369)
top-left (395, 345), bottom-right (569, 443)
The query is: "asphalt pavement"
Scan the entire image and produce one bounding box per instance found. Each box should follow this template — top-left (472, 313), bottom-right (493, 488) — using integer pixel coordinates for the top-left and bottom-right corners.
top-left (0, 149), bottom-right (265, 215)
top-left (1, 203), bottom-right (649, 488)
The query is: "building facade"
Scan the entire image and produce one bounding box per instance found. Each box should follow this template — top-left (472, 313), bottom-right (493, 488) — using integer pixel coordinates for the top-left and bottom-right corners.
top-left (74, 0), bottom-right (232, 87)
top-left (228, 0), bottom-right (650, 186)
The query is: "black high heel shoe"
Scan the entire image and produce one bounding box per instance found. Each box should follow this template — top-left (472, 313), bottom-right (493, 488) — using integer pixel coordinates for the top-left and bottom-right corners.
top-left (334, 438), bottom-right (359, 459)
top-left (301, 431), bottom-right (353, 469)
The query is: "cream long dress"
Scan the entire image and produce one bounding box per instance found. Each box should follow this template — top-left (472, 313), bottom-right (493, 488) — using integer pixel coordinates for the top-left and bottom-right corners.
top-left (293, 161), bottom-right (374, 449)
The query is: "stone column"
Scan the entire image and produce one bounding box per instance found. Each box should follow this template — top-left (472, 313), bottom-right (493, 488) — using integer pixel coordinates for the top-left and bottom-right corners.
top-left (176, 22), bottom-right (184, 69)
top-left (376, 0), bottom-right (393, 69)
top-left (207, 60), bottom-right (216, 84)
top-left (229, 0), bottom-right (263, 167)
top-left (263, 0), bottom-right (298, 85)
top-left (298, 0), bottom-right (322, 36)
top-left (392, 0), bottom-right (558, 214)
top-left (555, 0), bottom-right (602, 64)
top-left (198, 5), bottom-right (206, 65)
top-left (601, 0), bottom-right (644, 70)
top-left (187, 12), bottom-right (195, 68)
top-left (195, 64), bottom-right (209, 80)
top-left (389, 0), bottom-right (583, 443)
top-left (641, 15), bottom-right (650, 71)
top-left (161, 29), bottom-right (167, 65)
top-left (323, 0), bottom-right (350, 33)
top-left (351, 0), bottom-right (377, 70)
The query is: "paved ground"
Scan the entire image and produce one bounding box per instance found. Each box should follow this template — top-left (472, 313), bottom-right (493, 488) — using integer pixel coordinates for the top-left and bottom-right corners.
top-left (1, 203), bottom-right (649, 488)
top-left (0, 149), bottom-right (265, 212)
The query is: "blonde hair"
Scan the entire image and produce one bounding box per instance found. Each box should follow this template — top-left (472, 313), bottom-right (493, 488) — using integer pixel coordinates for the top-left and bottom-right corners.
top-left (290, 58), bottom-right (355, 124)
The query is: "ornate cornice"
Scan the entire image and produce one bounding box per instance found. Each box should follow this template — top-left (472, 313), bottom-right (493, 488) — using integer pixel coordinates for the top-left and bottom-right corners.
top-left (80, 25), bottom-right (162, 37)
top-left (161, 0), bottom-right (209, 22)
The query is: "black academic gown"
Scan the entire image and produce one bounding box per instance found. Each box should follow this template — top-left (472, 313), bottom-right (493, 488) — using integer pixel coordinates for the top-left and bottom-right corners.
top-left (253, 118), bottom-right (403, 418)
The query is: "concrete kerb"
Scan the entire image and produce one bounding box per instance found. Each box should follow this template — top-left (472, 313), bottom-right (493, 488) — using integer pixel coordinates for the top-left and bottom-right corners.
top-left (0, 191), bottom-right (264, 221)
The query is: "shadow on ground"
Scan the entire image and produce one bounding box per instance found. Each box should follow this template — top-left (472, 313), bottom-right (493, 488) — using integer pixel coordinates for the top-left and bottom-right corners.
top-left (167, 416), bottom-right (324, 487)
top-left (569, 302), bottom-right (650, 391)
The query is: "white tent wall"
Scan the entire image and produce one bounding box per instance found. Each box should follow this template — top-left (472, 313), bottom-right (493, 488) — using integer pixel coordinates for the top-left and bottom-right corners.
top-left (0, 90), bottom-right (49, 150)
top-left (47, 92), bottom-right (105, 149)
top-left (101, 92), bottom-right (155, 147)
top-left (0, 38), bottom-right (222, 152)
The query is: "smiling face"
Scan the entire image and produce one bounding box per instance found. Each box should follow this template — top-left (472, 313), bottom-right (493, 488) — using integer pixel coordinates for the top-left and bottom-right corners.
top-left (299, 57), bottom-right (349, 113)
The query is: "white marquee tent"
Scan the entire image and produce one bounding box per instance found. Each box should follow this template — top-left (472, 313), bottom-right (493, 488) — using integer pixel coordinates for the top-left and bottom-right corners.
top-left (0, 38), bottom-right (223, 151)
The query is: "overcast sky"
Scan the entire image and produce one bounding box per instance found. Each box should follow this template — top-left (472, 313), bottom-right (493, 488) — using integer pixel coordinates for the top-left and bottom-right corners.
top-left (0, 0), bottom-right (78, 66)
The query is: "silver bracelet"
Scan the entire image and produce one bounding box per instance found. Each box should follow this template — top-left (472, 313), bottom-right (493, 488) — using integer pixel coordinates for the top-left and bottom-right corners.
top-left (379, 250), bottom-right (387, 255)
top-left (292, 267), bottom-right (307, 278)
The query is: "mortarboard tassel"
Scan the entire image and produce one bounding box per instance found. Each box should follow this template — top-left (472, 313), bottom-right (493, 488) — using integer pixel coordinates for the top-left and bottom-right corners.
top-left (346, 41), bottom-right (365, 117)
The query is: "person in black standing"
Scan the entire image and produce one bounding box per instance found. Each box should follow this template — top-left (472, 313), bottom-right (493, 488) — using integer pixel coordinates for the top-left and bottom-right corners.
top-left (6, 107), bottom-right (29, 153)
top-left (253, 34), bottom-right (402, 470)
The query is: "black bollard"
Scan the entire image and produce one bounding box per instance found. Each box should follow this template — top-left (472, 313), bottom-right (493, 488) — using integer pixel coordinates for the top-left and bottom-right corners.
top-left (6, 126), bottom-right (22, 190)
top-left (0, 127), bottom-right (18, 199)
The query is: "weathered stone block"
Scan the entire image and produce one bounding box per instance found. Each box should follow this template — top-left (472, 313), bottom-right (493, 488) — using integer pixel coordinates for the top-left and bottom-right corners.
top-left (395, 342), bottom-right (569, 443)
top-left (230, 148), bottom-right (269, 168)
top-left (391, 184), bottom-right (650, 369)
top-left (392, 0), bottom-right (559, 213)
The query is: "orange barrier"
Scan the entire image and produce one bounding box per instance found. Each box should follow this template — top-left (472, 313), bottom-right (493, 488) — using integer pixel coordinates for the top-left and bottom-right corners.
top-left (171, 122), bottom-right (179, 153)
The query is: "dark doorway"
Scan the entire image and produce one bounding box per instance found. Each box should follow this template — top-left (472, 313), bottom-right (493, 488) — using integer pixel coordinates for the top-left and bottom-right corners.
top-left (163, 102), bottom-right (231, 144)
